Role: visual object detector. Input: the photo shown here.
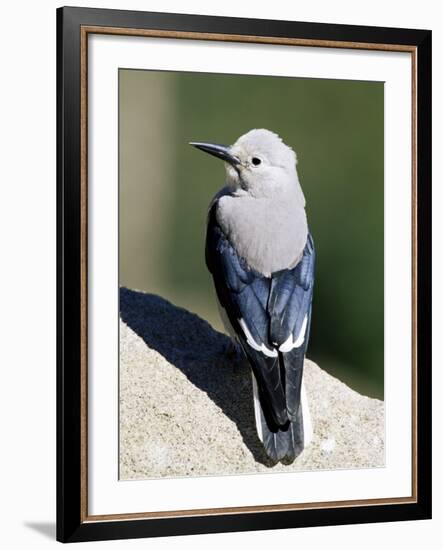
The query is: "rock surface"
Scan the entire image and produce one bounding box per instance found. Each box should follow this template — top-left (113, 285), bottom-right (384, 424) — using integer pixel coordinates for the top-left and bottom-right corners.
top-left (119, 288), bottom-right (384, 480)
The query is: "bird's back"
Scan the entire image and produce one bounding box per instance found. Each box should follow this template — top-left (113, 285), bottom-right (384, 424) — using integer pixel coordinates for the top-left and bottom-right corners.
top-left (215, 191), bottom-right (308, 277)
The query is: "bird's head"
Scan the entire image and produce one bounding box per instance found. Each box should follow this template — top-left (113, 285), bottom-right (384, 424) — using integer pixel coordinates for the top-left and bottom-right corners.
top-left (190, 129), bottom-right (303, 201)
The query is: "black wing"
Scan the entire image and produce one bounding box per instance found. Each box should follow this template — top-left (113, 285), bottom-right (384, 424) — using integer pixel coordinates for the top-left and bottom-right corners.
top-left (268, 234), bottom-right (315, 420)
top-left (205, 201), bottom-right (315, 433)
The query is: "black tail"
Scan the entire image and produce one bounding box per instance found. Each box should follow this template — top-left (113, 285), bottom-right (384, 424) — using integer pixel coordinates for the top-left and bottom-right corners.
top-left (252, 373), bottom-right (305, 463)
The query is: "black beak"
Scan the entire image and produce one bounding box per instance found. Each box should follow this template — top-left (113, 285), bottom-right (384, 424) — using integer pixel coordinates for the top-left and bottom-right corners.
top-left (189, 141), bottom-right (241, 166)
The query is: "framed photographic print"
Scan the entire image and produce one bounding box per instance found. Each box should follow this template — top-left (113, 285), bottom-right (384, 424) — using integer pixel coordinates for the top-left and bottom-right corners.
top-left (56, 6), bottom-right (432, 543)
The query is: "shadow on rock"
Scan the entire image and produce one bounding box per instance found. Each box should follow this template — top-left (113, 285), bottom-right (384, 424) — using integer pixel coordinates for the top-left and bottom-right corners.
top-left (120, 287), bottom-right (274, 466)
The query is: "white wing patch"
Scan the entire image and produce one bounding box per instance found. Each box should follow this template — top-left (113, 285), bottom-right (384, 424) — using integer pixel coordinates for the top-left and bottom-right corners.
top-left (238, 318), bottom-right (278, 357)
top-left (279, 314), bottom-right (308, 352)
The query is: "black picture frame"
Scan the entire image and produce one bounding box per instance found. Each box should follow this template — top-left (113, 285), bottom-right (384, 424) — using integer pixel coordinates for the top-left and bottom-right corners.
top-left (57, 5), bottom-right (432, 543)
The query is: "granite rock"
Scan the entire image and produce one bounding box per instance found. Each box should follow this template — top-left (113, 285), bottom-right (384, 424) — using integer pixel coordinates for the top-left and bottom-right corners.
top-left (119, 287), bottom-right (384, 480)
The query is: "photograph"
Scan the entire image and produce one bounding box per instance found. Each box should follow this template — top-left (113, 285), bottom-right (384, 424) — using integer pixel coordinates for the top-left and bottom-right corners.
top-left (118, 68), bottom-right (385, 480)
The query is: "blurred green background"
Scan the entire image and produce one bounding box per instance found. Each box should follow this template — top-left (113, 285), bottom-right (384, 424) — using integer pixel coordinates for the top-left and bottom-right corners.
top-left (119, 69), bottom-right (384, 399)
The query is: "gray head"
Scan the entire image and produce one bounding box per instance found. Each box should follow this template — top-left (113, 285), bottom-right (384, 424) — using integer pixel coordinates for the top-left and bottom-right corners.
top-left (190, 129), bottom-right (305, 204)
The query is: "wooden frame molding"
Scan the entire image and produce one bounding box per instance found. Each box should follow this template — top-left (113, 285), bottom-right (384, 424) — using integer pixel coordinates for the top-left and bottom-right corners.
top-left (79, 25), bottom-right (418, 524)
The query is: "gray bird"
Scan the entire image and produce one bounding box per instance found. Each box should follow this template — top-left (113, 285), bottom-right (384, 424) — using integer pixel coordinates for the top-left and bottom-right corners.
top-left (190, 129), bottom-right (315, 463)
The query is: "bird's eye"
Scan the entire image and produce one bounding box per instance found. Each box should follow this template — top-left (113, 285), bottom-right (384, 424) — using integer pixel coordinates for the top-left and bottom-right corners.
top-left (251, 157), bottom-right (261, 166)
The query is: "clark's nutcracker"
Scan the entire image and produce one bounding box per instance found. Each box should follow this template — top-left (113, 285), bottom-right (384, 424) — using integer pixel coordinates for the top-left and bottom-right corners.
top-left (190, 129), bottom-right (315, 463)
